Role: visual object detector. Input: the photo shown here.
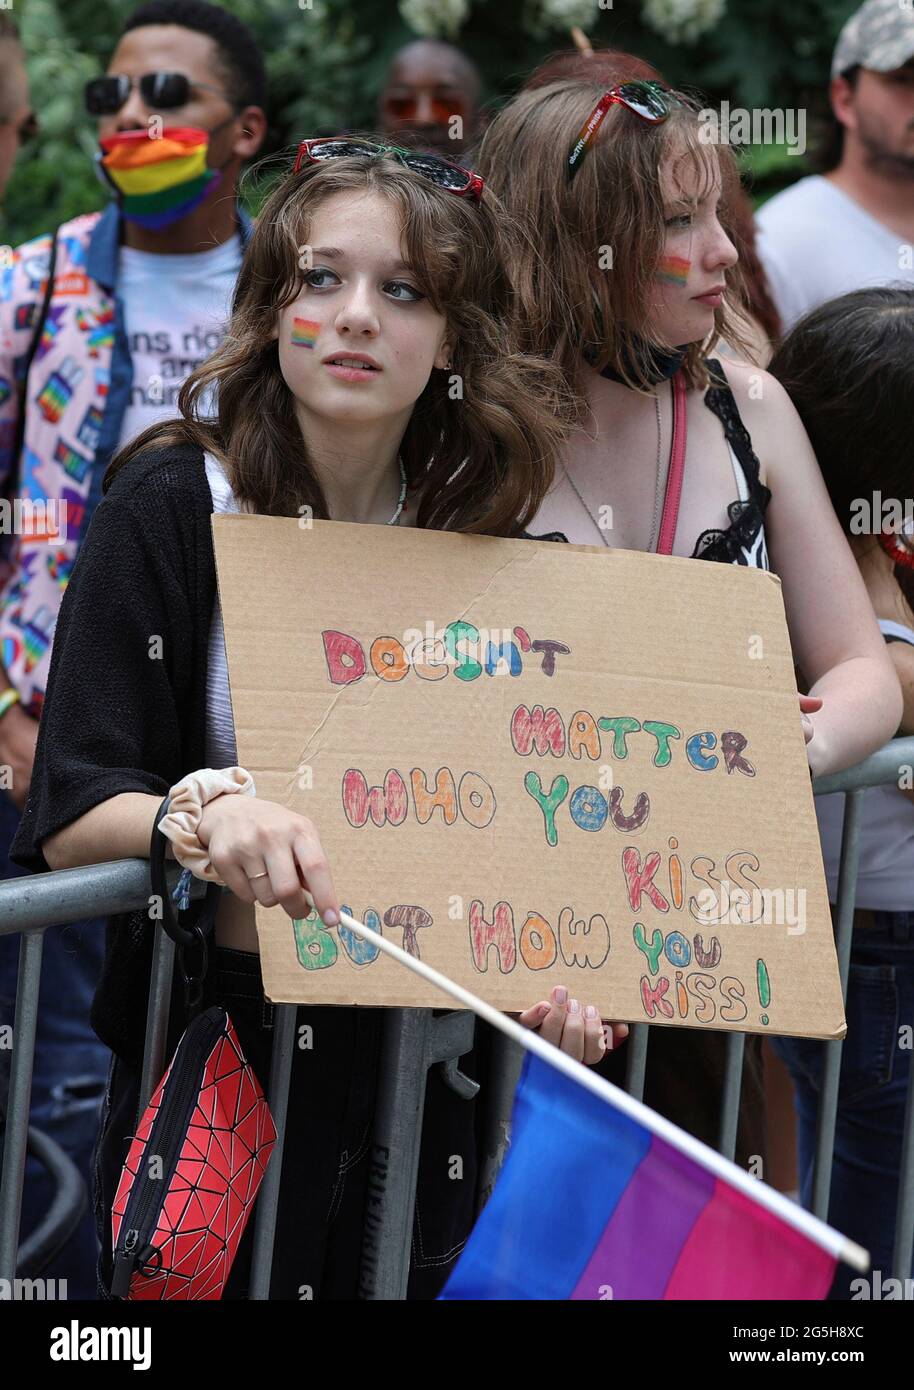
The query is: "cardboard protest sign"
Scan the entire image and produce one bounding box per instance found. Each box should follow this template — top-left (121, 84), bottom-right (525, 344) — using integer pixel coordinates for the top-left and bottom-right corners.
top-left (212, 516), bottom-right (846, 1039)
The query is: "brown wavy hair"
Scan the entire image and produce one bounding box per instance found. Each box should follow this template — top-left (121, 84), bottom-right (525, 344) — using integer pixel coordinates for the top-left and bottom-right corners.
top-left (473, 79), bottom-right (754, 399)
top-left (105, 149), bottom-right (574, 536)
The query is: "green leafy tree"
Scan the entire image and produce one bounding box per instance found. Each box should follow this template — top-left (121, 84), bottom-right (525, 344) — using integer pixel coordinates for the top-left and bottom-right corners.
top-left (3, 0), bottom-right (859, 245)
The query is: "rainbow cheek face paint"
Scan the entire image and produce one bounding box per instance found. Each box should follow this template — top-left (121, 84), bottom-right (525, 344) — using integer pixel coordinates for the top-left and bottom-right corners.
top-left (657, 256), bottom-right (691, 288)
top-left (291, 317), bottom-right (321, 348)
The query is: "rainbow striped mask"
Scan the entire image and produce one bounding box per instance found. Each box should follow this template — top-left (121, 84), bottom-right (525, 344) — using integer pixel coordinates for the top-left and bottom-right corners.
top-left (96, 126), bottom-right (222, 230)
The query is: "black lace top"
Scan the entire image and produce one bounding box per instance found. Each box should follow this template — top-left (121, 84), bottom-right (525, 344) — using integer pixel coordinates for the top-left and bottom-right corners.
top-left (534, 357), bottom-right (772, 568)
top-left (691, 358), bottom-right (771, 568)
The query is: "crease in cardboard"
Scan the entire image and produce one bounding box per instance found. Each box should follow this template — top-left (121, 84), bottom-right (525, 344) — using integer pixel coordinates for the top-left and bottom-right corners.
top-left (448, 547), bottom-right (538, 625)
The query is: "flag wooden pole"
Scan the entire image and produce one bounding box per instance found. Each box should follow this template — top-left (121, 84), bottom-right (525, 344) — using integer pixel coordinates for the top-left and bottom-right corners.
top-left (303, 892), bottom-right (869, 1275)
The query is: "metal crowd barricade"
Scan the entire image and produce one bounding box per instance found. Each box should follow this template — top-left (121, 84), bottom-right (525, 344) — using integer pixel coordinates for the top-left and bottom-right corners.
top-left (1, 737), bottom-right (913, 1298)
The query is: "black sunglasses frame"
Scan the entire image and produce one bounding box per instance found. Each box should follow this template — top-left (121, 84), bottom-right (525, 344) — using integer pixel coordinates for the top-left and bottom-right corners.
top-left (84, 72), bottom-right (232, 117)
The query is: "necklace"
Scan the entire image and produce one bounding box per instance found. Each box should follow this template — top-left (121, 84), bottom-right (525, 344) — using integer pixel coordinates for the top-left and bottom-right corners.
top-left (389, 455), bottom-right (408, 525)
top-left (563, 383), bottom-right (668, 553)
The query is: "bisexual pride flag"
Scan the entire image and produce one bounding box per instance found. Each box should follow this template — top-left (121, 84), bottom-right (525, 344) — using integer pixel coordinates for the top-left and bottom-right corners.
top-left (441, 1051), bottom-right (848, 1301)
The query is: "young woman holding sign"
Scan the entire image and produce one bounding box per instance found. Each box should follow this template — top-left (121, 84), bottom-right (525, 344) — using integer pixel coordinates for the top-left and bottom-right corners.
top-left (473, 74), bottom-right (902, 1160)
top-left (12, 144), bottom-right (625, 1300)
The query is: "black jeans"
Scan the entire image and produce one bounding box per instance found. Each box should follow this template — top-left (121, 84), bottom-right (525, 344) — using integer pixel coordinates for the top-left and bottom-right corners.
top-left (772, 914), bottom-right (914, 1299)
top-left (93, 945), bottom-right (484, 1300)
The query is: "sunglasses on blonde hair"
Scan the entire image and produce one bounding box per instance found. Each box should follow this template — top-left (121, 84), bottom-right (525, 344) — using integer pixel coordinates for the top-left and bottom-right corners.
top-left (567, 80), bottom-right (673, 180)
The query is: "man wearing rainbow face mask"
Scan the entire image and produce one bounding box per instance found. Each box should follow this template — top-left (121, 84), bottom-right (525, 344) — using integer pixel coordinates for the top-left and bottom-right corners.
top-left (0, 1), bottom-right (266, 1297)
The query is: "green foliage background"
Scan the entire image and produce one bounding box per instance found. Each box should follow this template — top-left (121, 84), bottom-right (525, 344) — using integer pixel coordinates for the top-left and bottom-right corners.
top-left (4, 0), bottom-right (859, 246)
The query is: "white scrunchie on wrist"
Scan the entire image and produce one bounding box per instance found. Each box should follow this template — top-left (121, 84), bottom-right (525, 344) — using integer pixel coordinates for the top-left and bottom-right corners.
top-left (157, 766), bottom-right (256, 883)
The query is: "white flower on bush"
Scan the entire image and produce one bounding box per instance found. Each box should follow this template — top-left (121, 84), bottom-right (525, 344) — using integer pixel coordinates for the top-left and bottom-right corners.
top-left (399, 0), bottom-right (470, 39)
top-left (526, 0), bottom-right (600, 38)
top-left (642, 0), bottom-right (726, 45)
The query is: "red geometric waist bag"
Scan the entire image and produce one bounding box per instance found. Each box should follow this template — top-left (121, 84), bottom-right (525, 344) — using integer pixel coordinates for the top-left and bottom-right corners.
top-left (109, 799), bottom-right (277, 1299)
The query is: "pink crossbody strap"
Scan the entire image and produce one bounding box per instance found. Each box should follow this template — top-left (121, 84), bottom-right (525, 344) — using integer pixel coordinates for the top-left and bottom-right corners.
top-left (655, 370), bottom-right (688, 557)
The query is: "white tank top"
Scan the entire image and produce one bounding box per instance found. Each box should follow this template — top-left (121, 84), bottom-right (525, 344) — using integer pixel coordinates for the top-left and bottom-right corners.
top-left (203, 451), bottom-right (241, 769)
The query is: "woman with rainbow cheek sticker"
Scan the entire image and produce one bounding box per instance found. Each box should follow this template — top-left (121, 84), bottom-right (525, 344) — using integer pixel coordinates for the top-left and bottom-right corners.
top-left (270, 186), bottom-right (455, 517)
top-left (475, 74), bottom-right (903, 1163)
top-left (476, 73), bottom-right (899, 778)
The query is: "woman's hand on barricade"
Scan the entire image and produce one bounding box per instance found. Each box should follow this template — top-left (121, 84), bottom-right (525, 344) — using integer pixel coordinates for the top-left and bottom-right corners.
top-left (197, 794), bottom-right (341, 925)
top-left (518, 985), bottom-right (629, 1066)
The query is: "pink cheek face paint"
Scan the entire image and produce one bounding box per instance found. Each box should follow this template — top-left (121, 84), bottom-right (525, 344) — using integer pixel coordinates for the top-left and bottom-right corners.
top-left (656, 255), bottom-right (691, 288)
top-left (291, 317), bottom-right (320, 348)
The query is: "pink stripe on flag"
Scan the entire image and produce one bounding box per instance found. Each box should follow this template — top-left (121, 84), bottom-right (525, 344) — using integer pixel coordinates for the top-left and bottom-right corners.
top-left (663, 1179), bottom-right (837, 1300)
top-left (570, 1136), bottom-right (714, 1299)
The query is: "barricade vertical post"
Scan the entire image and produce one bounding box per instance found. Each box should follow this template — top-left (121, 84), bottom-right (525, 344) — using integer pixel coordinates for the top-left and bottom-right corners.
top-left (0, 930), bottom-right (43, 1281)
top-left (360, 1009), bottom-right (435, 1301)
top-left (476, 1030), bottom-right (523, 1215)
top-left (718, 1031), bottom-right (745, 1160)
top-left (811, 789), bottom-right (863, 1220)
top-left (624, 1023), bottom-right (649, 1101)
top-left (249, 1003), bottom-right (297, 1299)
top-left (360, 1007), bottom-right (476, 1300)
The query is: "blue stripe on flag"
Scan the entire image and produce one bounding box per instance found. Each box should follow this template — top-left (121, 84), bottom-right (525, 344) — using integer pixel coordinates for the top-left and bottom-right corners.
top-left (441, 1051), bottom-right (652, 1299)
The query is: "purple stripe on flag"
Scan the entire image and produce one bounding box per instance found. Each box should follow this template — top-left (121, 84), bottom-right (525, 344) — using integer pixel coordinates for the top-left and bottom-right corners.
top-left (570, 1135), bottom-right (715, 1300)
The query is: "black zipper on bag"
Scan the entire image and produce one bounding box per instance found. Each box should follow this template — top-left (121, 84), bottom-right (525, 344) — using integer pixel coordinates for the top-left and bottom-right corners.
top-left (110, 1007), bottom-right (227, 1298)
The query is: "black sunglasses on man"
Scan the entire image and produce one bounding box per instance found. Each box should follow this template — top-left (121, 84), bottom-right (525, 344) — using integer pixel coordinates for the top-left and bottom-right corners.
top-left (85, 71), bottom-right (233, 117)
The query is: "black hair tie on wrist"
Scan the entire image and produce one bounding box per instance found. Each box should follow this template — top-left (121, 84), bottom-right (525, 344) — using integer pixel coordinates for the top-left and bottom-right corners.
top-left (149, 794), bottom-right (223, 1014)
top-left (149, 793), bottom-right (222, 948)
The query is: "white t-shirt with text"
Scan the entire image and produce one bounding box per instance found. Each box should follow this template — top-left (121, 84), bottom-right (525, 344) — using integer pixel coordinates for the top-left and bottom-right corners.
top-left (117, 234), bottom-right (242, 446)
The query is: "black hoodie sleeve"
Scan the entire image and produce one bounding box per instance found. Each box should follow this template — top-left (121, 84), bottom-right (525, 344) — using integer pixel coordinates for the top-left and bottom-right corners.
top-left (11, 461), bottom-right (197, 873)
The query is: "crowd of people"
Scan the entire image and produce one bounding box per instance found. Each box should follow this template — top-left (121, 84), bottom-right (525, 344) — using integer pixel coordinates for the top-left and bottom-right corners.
top-left (0, 0), bottom-right (912, 1302)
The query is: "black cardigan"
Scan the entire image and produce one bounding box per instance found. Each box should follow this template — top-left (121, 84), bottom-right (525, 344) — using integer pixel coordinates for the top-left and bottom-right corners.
top-left (10, 442), bottom-right (566, 1067)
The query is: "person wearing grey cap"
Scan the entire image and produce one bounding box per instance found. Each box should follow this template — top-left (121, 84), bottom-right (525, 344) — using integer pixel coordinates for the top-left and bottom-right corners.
top-left (756, 0), bottom-right (914, 331)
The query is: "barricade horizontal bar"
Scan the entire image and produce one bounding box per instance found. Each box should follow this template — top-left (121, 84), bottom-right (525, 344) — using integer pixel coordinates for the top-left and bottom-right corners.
top-left (812, 737), bottom-right (914, 796)
top-left (0, 857), bottom-right (208, 936)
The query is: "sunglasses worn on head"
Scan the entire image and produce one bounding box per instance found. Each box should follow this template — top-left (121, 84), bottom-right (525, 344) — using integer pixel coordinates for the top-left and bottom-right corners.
top-left (294, 137), bottom-right (484, 199)
top-left (85, 72), bottom-right (230, 116)
top-left (567, 80), bottom-right (673, 180)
